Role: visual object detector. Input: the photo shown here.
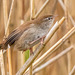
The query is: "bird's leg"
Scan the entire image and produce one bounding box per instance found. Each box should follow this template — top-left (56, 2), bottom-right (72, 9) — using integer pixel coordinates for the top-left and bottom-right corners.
top-left (40, 35), bottom-right (45, 45)
top-left (28, 35), bottom-right (46, 55)
top-left (29, 38), bottom-right (41, 45)
top-left (40, 37), bottom-right (44, 45)
top-left (30, 48), bottom-right (34, 55)
top-left (29, 35), bottom-right (46, 45)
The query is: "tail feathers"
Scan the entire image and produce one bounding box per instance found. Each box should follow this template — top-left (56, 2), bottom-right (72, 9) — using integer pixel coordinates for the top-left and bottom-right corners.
top-left (0, 43), bottom-right (4, 49)
top-left (0, 43), bottom-right (6, 50)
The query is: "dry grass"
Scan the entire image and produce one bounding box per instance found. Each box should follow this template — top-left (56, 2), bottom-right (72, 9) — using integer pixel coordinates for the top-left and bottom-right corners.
top-left (0, 0), bottom-right (75, 75)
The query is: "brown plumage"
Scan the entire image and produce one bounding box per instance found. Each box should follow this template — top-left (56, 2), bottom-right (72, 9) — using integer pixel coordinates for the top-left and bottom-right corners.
top-left (0, 15), bottom-right (55, 52)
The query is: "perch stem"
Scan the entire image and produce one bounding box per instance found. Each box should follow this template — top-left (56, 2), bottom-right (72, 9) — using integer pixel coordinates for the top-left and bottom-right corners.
top-left (33, 27), bottom-right (75, 70)
top-left (69, 66), bottom-right (75, 75)
top-left (33, 46), bottom-right (73, 74)
top-left (0, 50), bottom-right (5, 75)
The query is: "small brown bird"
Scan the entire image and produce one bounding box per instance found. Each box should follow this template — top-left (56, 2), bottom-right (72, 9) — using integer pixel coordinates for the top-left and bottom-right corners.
top-left (0, 15), bottom-right (55, 53)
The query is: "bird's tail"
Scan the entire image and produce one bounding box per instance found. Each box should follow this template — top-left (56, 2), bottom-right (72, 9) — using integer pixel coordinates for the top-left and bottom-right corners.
top-left (0, 42), bottom-right (5, 50)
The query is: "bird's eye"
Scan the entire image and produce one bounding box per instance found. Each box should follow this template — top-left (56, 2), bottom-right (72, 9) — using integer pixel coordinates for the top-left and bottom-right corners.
top-left (48, 17), bottom-right (50, 20)
top-left (43, 17), bottom-right (53, 21)
top-left (46, 17), bottom-right (53, 20)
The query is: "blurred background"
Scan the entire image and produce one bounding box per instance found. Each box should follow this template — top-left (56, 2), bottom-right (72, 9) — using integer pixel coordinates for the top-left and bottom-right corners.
top-left (0, 0), bottom-right (75, 75)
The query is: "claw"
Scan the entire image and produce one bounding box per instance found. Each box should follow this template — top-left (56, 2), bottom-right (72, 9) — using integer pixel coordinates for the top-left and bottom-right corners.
top-left (40, 35), bottom-right (45, 45)
top-left (30, 48), bottom-right (34, 55)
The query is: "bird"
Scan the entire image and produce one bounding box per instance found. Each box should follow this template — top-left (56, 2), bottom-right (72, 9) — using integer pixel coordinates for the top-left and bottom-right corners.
top-left (0, 15), bottom-right (55, 53)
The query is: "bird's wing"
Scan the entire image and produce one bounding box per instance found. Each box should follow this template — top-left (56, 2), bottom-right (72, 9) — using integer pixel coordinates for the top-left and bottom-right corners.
top-left (4, 23), bottom-right (33, 46)
top-left (4, 30), bottom-right (23, 46)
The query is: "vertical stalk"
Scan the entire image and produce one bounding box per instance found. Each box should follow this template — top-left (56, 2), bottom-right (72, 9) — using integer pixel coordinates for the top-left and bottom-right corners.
top-left (30, 0), bottom-right (35, 75)
top-left (3, 0), bottom-right (15, 75)
top-left (34, 0), bottom-right (49, 18)
top-left (2, 0), bottom-right (8, 75)
top-left (30, 0), bottom-right (35, 19)
top-left (7, 0), bottom-right (15, 74)
top-left (64, 0), bottom-right (71, 73)
top-left (8, 47), bottom-right (12, 75)
top-left (0, 50), bottom-right (5, 75)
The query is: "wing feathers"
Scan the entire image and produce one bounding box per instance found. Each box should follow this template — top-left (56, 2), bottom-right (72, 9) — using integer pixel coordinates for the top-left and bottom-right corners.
top-left (4, 21), bottom-right (35, 47)
top-left (4, 30), bottom-right (23, 46)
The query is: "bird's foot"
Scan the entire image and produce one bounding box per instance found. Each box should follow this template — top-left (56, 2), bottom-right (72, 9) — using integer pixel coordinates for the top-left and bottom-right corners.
top-left (30, 48), bottom-right (34, 55)
top-left (40, 36), bottom-right (45, 46)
